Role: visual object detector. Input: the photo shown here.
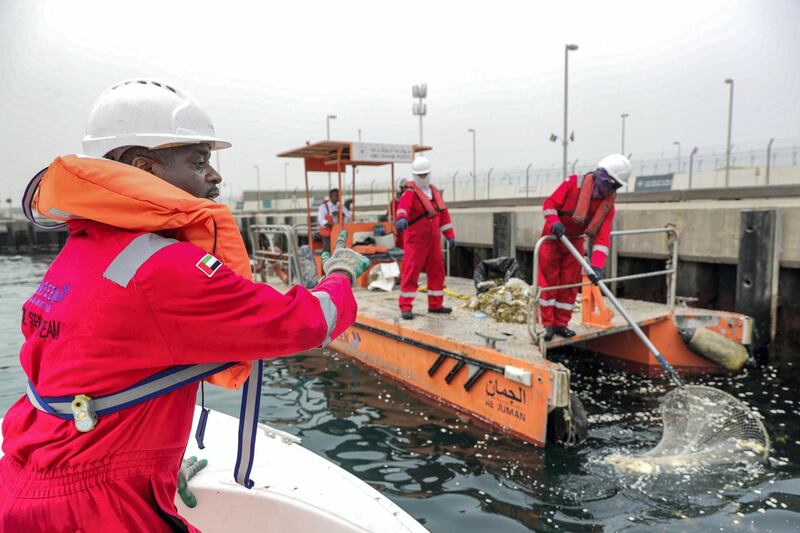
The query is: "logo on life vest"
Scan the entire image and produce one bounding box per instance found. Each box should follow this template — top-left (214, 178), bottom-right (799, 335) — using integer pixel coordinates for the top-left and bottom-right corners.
top-left (196, 253), bottom-right (222, 277)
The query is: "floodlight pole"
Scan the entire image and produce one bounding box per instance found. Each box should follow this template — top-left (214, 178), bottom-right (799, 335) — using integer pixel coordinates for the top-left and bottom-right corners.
top-left (563, 44), bottom-right (579, 180)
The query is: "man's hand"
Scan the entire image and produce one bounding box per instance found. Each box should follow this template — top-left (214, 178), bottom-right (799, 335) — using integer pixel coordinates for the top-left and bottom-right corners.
top-left (588, 266), bottom-right (604, 286)
top-left (551, 222), bottom-right (566, 239)
top-left (321, 231), bottom-right (371, 285)
top-left (396, 218), bottom-right (408, 231)
top-left (177, 456), bottom-right (207, 508)
top-left (447, 238), bottom-right (456, 250)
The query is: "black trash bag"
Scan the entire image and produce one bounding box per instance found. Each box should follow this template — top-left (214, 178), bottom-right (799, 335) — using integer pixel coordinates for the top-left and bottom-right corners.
top-left (473, 256), bottom-right (522, 293)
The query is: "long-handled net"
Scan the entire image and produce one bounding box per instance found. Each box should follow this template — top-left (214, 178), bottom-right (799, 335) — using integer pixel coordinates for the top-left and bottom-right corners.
top-left (556, 236), bottom-right (770, 469)
top-left (607, 385), bottom-right (769, 471)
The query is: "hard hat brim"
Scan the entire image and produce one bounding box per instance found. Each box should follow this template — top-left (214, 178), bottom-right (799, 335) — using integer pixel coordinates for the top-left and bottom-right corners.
top-left (82, 133), bottom-right (232, 158)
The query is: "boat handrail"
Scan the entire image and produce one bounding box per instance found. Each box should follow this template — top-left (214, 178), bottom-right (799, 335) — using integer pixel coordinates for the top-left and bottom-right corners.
top-left (529, 225), bottom-right (679, 343)
top-left (248, 224), bottom-right (303, 286)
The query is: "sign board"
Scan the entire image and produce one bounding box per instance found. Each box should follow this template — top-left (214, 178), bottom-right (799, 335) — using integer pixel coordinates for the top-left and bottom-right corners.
top-left (351, 142), bottom-right (414, 163)
top-left (634, 174), bottom-right (674, 192)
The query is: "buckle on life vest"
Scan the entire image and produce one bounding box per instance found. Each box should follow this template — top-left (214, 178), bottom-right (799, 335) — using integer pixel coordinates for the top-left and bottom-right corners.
top-left (70, 394), bottom-right (98, 432)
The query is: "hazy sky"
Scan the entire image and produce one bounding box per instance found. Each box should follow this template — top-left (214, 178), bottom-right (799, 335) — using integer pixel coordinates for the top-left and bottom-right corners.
top-left (1, 0), bottom-right (798, 201)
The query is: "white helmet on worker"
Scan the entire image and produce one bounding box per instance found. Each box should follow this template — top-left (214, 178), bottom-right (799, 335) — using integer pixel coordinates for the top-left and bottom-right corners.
top-left (82, 79), bottom-right (231, 158)
top-left (597, 154), bottom-right (632, 186)
top-left (410, 156), bottom-right (432, 176)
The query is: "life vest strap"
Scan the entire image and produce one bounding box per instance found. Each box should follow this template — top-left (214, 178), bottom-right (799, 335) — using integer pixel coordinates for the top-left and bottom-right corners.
top-left (24, 359), bottom-right (267, 489)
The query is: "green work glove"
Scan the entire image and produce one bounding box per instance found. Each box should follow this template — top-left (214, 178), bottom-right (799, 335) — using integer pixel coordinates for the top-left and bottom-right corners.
top-left (177, 456), bottom-right (207, 508)
top-left (321, 231), bottom-right (371, 285)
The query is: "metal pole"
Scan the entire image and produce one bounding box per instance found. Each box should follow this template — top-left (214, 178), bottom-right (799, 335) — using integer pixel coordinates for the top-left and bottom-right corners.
top-left (326, 114), bottom-right (336, 191)
top-left (451, 171), bottom-right (458, 202)
top-left (558, 235), bottom-right (684, 386)
top-left (487, 168), bottom-right (493, 199)
top-left (370, 180), bottom-right (375, 206)
top-left (253, 165), bottom-right (261, 213)
top-left (689, 147), bottom-right (697, 189)
top-left (620, 113), bottom-right (628, 154)
top-left (283, 162), bottom-right (289, 192)
top-left (766, 138), bottom-right (774, 185)
top-left (419, 104), bottom-right (423, 145)
top-left (358, 129), bottom-right (362, 142)
top-left (469, 129), bottom-right (477, 200)
top-left (525, 163), bottom-right (532, 197)
top-left (724, 79), bottom-right (734, 187)
top-left (673, 141), bottom-right (681, 173)
top-left (563, 44), bottom-right (578, 180)
top-left (571, 159), bottom-right (578, 175)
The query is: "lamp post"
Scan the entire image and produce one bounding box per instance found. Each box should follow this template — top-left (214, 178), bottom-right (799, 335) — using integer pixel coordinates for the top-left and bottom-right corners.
top-left (412, 84), bottom-right (427, 145)
top-left (525, 163), bottom-right (532, 197)
top-left (468, 128), bottom-right (477, 200)
top-left (283, 162), bottom-right (290, 192)
top-left (620, 113), bottom-right (629, 154)
top-left (689, 147), bottom-right (698, 189)
top-left (253, 165), bottom-right (262, 213)
top-left (562, 43), bottom-right (579, 180)
top-left (571, 159), bottom-right (579, 175)
top-left (487, 167), bottom-right (494, 199)
top-left (673, 141), bottom-right (681, 173)
top-left (358, 129), bottom-right (362, 142)
top-left (766, 138), bottom-right (774, 185)
top-left (724, 79), bottom-right (734, 187)
top-left (451, 171), bottom-right (459, 202)
top-left (326, 114), bottom-right (337, 190)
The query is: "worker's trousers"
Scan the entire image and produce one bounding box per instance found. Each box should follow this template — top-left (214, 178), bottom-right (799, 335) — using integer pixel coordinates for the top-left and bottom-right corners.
top-left (399, 235), bottom-right (445, 312)
top-left (537, 238), bottom-right (584, 327)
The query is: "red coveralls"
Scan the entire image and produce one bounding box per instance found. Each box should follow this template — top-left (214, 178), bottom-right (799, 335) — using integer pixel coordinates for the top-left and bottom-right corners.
top-left (0, 220), bottom-right (356, 532)
top-left (538, 174), bottom-right (615, 327)
top-left (396, 184), bottom-right (455, 312)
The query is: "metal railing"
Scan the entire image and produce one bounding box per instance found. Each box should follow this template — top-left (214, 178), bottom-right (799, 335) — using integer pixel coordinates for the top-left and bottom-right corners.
top-left (248, 224), bottom-right (302, 286)
top-left (528, 226), bottom-right (679, 344)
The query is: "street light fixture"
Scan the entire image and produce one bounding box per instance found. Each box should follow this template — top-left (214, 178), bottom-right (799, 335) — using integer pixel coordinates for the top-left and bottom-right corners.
top-left (621, 113), bottom-right (629, 154)
top-left (562, 43), bottom-right (579, 180)
top-left (412, 84), bottom-right (428, 145)
top-left (724, 79), bottom-right (734, 187)
top-left (468, 129), bottom-right (477, 200)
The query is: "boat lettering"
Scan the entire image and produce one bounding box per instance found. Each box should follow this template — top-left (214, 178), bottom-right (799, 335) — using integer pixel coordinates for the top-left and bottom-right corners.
top-left (485, 379), bottom-right (527, 404)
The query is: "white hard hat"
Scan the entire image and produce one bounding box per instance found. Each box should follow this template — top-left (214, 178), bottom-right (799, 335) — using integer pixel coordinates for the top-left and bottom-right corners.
top-left (410, 156), bottom-right (432, 175)
top-left (597, 154), bottom-right (631, 186)
top-left (82, 79), bottom-right (231, 158)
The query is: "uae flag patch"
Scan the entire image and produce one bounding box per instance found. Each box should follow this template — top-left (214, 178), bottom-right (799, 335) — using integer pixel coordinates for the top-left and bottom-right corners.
top-left (196, 253), bottom-right (222, 277)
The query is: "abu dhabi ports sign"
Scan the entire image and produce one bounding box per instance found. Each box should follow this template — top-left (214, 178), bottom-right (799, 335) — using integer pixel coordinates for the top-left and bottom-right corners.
top-left (351, 143), bottom-right (414, 163)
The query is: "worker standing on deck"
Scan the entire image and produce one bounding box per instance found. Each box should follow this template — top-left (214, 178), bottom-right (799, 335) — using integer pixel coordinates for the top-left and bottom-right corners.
top-left (318, 188), bottom-right (351, 252)
top-left (0, 80), bottom-right (370, 532)
top-left (396, 156), bottom-right (456, 319)
top-left (538, 154), bottom-right (631, 341)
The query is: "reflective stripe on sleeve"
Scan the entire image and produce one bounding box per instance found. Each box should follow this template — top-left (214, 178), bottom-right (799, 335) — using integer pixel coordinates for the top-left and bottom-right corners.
top-left (593, 244), bottom-right (610, 256)
top-left (104, 233), bottom-right (179, 288)
top-left (396, 209), bottom-right (408, 217)
top-left (543, 209), bottom-right (559, 217)
top-left (440, 223), bottom-right (454, 232)
top-left (311, 291), bottom-right (338, 346)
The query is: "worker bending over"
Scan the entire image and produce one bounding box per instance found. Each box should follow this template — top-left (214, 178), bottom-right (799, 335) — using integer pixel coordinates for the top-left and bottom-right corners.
top-left (538, 154), bottom-right (631, 341)
top-left (396, 156), bottom-right (456, 320)
top-left (318, 188), bottom-right (351, 253)
top-left (0, 79), bottom-right (369, 532)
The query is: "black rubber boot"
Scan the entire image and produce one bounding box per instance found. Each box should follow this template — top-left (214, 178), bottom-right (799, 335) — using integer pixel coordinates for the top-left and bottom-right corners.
top-left (428, 307), bottom-right (452, 314)
top-left (543, 326), bottom-right (555, 342)
top-left (554, 326), bottom-right (576, 338)
top-left (401, 311), bottom-right (414, 320)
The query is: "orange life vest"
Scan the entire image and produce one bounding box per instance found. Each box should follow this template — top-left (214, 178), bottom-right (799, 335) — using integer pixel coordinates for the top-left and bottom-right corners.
top-left (33, 154), bottom-right (252, 389)
top-left (319, 200), bottom-right (336, 237)
top-left (406, 182), bottom-right (446, 224)
top-left (571, 172), bottom-right (615, 237)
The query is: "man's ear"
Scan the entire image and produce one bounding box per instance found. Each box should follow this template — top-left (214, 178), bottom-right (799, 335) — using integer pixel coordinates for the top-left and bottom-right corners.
top-left (130, 156), bottom-right (154, 173)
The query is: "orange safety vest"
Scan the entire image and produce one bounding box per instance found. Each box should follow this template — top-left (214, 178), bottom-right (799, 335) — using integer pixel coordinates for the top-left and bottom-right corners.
top-left (33, 154), bottom-right (252, 389)
top-left (319, 200), bottom-right (336, 237)
top-left (406, 182), bottom-right (446, 225)
top-left (569, 172), bottom-right (615, 237)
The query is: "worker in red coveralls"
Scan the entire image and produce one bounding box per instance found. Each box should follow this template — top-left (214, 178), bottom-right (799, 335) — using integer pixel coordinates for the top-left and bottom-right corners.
top-left (395, 156), bottom-right (456, 320)
top-left (538, 154), bottom-right (631, 341)
top-left (0, 79), bottom-right (370, 532)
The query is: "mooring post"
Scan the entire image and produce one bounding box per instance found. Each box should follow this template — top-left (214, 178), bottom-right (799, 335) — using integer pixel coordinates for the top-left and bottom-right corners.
top-left (736, 209), bottom-right (781, 357)
top-left (492, 212), bottom-right (516, 259)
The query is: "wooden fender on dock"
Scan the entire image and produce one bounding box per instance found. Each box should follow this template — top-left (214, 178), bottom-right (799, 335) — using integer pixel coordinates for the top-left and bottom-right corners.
top-left (331, 315), bottom-right (570, 446)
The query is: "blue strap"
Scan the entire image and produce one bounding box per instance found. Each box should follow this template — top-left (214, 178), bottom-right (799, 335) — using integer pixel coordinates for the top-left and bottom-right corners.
top-left (234, 359), bottom-right (263, 489)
